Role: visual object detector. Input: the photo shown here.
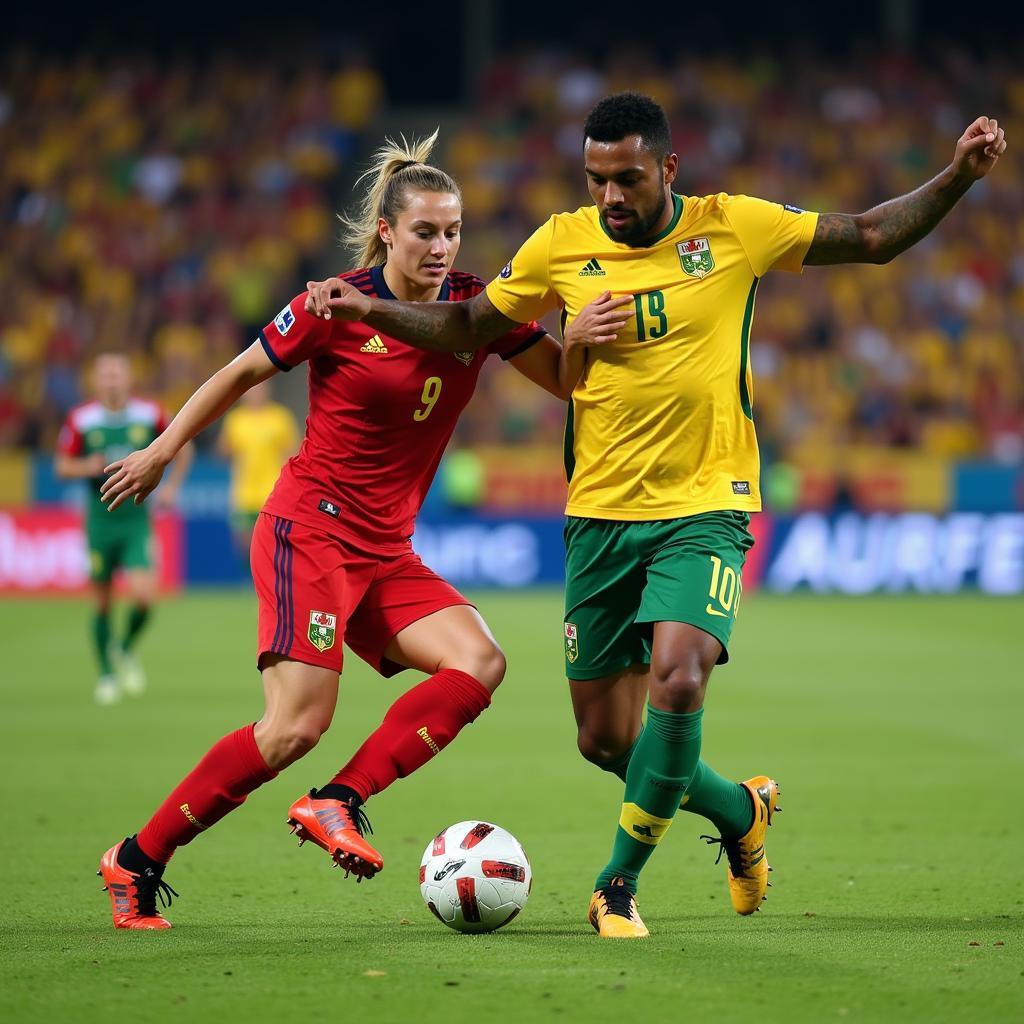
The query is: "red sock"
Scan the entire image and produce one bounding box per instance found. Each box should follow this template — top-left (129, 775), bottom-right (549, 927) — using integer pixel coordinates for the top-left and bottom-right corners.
top-left (136, 724), bottom-right (278, 864)
top-left (329, 669), bottom-right (491, 801)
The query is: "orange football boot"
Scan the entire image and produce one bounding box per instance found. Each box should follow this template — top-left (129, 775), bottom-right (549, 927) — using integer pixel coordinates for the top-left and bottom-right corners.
top-left (702, 776), bottom-right (781, 915)
top-left (588, 877), bottom-right (649, 939)
top-left (287, 791), bottom-right (383, 880)
top-left (98, 841), bottom-right (178, 930)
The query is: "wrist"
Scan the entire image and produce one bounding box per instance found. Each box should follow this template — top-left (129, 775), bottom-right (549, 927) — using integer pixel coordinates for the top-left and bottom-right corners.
top-left (150, 437), bottom-right (176, 466)
top-left (946, 160), bottom-right (976, 191)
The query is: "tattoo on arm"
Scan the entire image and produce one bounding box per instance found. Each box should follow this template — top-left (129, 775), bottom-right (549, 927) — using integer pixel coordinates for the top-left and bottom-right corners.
top-left (804, 166), bottom-right (974, 266)
top-left (364, 299), bottom-right (465, 350)
top-left (469, 294), bottom-right (523, 348)
top-left (804, 213), bottom-right (864, 265)
top-left (364, 291), bottom-right (519, 352)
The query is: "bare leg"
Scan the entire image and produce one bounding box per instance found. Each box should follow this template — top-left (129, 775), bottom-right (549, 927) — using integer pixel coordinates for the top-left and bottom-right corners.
top-left (569, 664), bottom-right (648, 770)
top-left (383, 605), bottom-right (506, 692)
top-left (255, 654), bottom-right (339, 771)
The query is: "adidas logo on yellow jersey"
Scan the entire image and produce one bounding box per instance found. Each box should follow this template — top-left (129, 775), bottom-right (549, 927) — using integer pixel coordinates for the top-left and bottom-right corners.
top-left (360, 335), bottom-right (388, 354)
top-left (578, 258), bottom-right (606, 277)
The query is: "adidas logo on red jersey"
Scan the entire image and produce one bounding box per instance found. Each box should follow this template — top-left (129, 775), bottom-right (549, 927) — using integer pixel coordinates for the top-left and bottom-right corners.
top-left (360, 335), bottom-right (388, 354)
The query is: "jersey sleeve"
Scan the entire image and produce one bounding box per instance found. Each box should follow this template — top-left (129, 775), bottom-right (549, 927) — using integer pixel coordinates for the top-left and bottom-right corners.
top-left (723, 195), bottom-right (819, 276)
top-left (488, 320), bottom-right (547, 361)
top-left (57, 415), bottom-right (83, 457)
top-left (485, 218), bottom-right (559, 324)
top-left (154, 405), bottom-right (169, 435)
top-left (259, 293), bottom-right (334, 370)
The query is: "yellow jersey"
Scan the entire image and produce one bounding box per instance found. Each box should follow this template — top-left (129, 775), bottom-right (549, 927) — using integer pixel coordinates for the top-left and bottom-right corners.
top-left (486, 192), bottom-right (818, 520)
top-left (221, 402), bottom-right (299, 513)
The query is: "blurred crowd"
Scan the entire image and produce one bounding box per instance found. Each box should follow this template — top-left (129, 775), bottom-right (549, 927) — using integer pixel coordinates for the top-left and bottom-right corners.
top-left (447, 46), bottom-right (1024, 465)
top-left (1, 45), bottom-right (1022, 467)
top-left (0, 51), bottom-right (382, 449)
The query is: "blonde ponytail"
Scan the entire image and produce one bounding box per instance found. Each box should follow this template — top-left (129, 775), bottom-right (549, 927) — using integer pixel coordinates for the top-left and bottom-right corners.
top-left (339, 129), bottom-right (462, 268)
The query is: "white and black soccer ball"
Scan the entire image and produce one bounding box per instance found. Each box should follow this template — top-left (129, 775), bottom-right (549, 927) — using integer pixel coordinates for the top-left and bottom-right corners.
top-left (419, 821), bottom-right (531, 934)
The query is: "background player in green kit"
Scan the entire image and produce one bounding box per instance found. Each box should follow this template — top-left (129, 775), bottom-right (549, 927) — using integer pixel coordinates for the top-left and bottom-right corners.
top-left (56, 352), bottom-right (192, 705)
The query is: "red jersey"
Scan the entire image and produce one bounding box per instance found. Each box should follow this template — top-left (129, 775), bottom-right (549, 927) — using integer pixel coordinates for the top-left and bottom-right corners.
top-left (259, 266), bottom-right (544, 554)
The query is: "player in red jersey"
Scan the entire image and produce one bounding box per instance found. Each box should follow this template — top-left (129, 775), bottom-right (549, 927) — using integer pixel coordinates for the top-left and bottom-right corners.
top-left (94, 132), bottom-right (595, 929)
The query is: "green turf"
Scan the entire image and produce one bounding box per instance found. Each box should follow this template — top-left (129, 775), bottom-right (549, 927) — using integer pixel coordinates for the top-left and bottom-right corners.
top-left (1, 589), bottom-right (1022, 1023)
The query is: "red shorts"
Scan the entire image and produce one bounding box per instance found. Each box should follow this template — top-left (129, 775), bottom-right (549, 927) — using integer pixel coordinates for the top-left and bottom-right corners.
top-left (251, 513), bottom-right (472, 676)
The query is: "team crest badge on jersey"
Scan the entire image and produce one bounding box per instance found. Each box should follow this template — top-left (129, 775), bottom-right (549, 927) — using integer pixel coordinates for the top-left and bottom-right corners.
top-left (564, 622), bottom-right (579, 663)
top-left (677, 237), bottom-right (715, 279)
top-left (307, 610), bottom-right (337, 652)
top-left (499, 260), bottom-right (512, 279)
top-left (453, 351), bottom-right (475, 366)
top-left (275, 304), bottom-right (296, 336)
top-left (129, 424), bottom-right (149, 445)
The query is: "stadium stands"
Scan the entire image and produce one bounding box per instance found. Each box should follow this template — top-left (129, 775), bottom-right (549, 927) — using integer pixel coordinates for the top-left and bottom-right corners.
top-left (0, 54), bottom-right (381, 449)
top-left (1, 47), bottom-right (1020, 470)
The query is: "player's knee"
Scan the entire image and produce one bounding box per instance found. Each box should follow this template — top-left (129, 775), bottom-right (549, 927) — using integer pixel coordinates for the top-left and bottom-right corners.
top-left (576, 726), bottom-right (633, 767)
top-left (269, 729), bottom-right (320, 769)
top-left (445, 639), bottom-right (506, 694)
top-left (648, 662), bottom-right (708, 713)
top-left (261, 715), bottom-right (330, 770)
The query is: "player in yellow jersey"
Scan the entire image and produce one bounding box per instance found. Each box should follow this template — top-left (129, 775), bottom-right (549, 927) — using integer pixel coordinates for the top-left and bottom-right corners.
top-left (219, 380), bottom-right (299, 552)
top-left (304, 94), bottom-right (1007, 938)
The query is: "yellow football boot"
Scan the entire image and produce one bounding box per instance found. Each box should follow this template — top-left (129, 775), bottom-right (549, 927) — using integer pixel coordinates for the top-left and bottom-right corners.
top-left (702, 776), bottom-right (780, 916)
top-left (588, 877), bottom-right (649, 938)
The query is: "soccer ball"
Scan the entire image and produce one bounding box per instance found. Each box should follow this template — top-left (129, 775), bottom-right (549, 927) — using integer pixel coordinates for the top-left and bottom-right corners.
top-left (419, 821), bottom-right (531, 933)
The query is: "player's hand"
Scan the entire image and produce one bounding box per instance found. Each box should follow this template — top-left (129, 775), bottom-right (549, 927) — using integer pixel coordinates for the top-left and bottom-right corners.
top-left (563, 291), bottom-right (635, 348)
top-left (304, 277), bottom-right (373, 321)
top-left (100, 445), bottom-right (170, 511)
top-left (952, 116), bottom-right (1007, 181)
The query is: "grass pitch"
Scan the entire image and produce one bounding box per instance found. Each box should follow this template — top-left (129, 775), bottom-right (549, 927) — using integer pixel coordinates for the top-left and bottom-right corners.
top-left (1, 589), bottom-right (1021, 1023)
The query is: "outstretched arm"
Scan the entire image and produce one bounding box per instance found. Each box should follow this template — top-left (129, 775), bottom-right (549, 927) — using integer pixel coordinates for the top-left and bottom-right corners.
top-left (304, 280), bottom-right (518, 352)
top-left (101, 341), bottom-right (278, 510)
top-left (804, 116), bottom-right (1007, 266)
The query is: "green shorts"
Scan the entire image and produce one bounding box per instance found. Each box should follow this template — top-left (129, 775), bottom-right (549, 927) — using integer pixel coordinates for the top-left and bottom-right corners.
top-left (563, 511), bottom-right (754, 680)
top-left (87, 518), bottom-right (154, 583)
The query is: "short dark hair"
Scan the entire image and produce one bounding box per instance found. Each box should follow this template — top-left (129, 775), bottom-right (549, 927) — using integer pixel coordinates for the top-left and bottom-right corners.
top-left (583, 93), bottom-right (671, 158)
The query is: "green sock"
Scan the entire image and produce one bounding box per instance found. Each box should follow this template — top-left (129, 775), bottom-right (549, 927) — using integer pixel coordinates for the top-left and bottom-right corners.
top-left (595, 706), bottom-right (703, 894)
top-left (680, 760), bottom-right (754, 838)
top-left (595, 729), bottom-right (643, 783)
top-left (92, 611), bottom-right (113, 676)
top-left (123, 604), bottom-right (150, 652)
top-left (593, 726), bottom-right (752, 838)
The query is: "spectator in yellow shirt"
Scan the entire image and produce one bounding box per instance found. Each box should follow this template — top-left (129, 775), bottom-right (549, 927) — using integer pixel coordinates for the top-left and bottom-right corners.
top-left (218, 381), bottom-right (298, 551)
